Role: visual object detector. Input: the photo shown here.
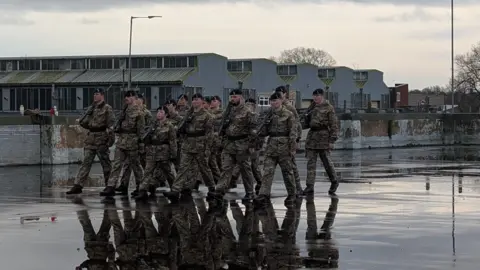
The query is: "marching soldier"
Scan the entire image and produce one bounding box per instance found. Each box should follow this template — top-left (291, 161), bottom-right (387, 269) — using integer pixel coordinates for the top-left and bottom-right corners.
top-left (66, 88), bottom-right (115, 195)
top-left (100, 90), bottom-right (145, 197)
top-left (303, 88), bottom-right (339, 195)
top-left (176, 94), bottom-right (190, 117)
top-left (254, 92), bottom-right (298, 206)
top-left (116, 93), bottom-right (152, 196)
top-left (163, 93), bottom-right (216, 202)
top-left (275, 85), bottom-right (304, 195)
top-left (165, 99), bottom-right (183, 173)
top-left (135, 106), bottom-right (177, 201)
top-left (209, 89), bottom-right (257, 201)
top-left (209, 95), bottom-right (224, 172)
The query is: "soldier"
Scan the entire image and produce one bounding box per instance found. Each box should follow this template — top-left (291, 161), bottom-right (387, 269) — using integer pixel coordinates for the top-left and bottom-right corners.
top-left (209, 95), bottom-right (224, 171)
top-left (100, 90), bottom-right (145, 197)
top-left (116, 93), bottom-right (152, 196)
top-left (176, 94), bottom-right (190, 117)
top-left (303, 88), bottom-right (339, 195)
top-left (165, 99), bottom-right (183, 174)
top-left (209, 89), bottom-right (257, 201)
top-left (230, 98), bottom-right (264, 193)
top-left (66, 88), bottom-right (115, 195)
top-left (135, 106), bottom-right (177, 201)
top-left (163, 93), bottom-right (216, 202)
top-left (254, 92), bottom-right (297, 206)
top-left (275, 85), bottom-right (304, 195)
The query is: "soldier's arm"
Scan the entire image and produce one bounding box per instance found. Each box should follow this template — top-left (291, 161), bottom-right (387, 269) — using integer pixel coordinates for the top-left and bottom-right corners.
top-left (327, 106), bottom-right (339, 143)
top-left (145, 111), bottom-right (153, 126)
top-left (169, 124), bottom-right (178, 158)
top-left (136, 108), bottom-right (146, 141)
top-left (204, 113), bottom-right (214, 149)
top-left (106, 105), bottom-right (115, 129)
top-left (287, 113), bottom-right (297, 152)
top-left (247, 110), bottom-right (257, 148)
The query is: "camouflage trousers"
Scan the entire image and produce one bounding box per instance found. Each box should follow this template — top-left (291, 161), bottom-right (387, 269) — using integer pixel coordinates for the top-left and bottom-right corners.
top-left (119, 151), bottom-right (146, 188)
top-left (171, 152), bottom-right (215, 192)
top-left (305, 149), bottom-right (336, 186)
top-left (75, 148), bottom-right (111, 186)
top-left (209, 148), bottom-right (222, 184)
top-left (258, 154), bottom-right (296, 196)
top-left (215, 151), bottom-right (254, 194)
top-left (231, 150), bottom-right (262, 185)
top-left (139, 160), bottom-right (176, 190)
top-left (107, 148), bottom-right (144, 187)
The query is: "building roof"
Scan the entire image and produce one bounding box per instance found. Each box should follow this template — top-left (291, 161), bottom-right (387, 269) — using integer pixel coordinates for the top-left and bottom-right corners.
top-left (0, 53), bottom-right (220, 61)
top-left (0, 68), bottom-right (195, 85)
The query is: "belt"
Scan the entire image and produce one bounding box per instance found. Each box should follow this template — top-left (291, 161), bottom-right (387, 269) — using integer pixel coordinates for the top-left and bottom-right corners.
top-left (269, 132), bottom-right (289, 137)
top-left (186, 131), bottom-right (206, 137)
top-left (310, 126), bottom-right (328, 131)
top-left (88, 127), bottom-right (107, 132)
top-left (151, 140), bottom-right (169, 145)
top-left (227, 135), bottom-right (249, 141)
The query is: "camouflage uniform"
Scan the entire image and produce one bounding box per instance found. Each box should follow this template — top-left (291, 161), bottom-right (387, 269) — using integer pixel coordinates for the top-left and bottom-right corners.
top-left (118, 105), bottom-right (152, 194)
top-left (255, 106), bottom-right (297, 205)
top-left (135, 119), bottom-right (177, 200)
top-left (282, 99), bottom-right (304, 194)
top-left (168, 110), bottom-right (184, 172)
top-left (101, 103), bottom-right (145, 196)
top-left (304, 100), bottom-right (339, 195)
top-left (177, 104), bottom-right (190, 117)
top-left (212, 103), bottom-right (257, 200)
top-left (164, 107), bottom-right (216, 199)
top-left (67, 101), bottom-right (115, 194)
top-left (305, 196), bottom-right (339, 268)
top-left (76, 207), bottom-right (115, 269)
top-left (209, 107), bottom-right (224, 183)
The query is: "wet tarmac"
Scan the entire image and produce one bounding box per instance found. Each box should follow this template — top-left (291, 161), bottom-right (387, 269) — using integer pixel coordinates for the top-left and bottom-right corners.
top-left (1, 146), bottom-right (480, 269)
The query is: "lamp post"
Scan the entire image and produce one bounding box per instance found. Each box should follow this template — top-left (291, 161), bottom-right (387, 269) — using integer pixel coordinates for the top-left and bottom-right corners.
top-left (450, 0), bottom-right (454, 113)
top-left (128, 15), bottom-right (162, 90)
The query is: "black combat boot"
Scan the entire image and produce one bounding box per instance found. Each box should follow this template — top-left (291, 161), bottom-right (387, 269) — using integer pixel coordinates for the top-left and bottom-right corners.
top-left (66, 184), bottom-right (83, 195)
top-left (303, 185), bottom-right (314, 195)
top-left (254, 182), bottom-right (261, 195)
top-left (134, 190), bottom-right (149, 201)
top-left (253, 194), bottom-right (270, 208)
top-left (148, 185), bottom-right (157, 196)
top-left (284, 194), bottom-right (296, 206)
top-left (115, 184), bottom-right (128, 195)
top-left (193, 181), bottom-right (201, 192)
top-left (130, 185), bottom-right (139, 196)
top-left (328, 181), bottom-right (339, 195)
top-left (100, 186), bottom-right (116, 197)
top-left (163, 191), bottom-right (180, 203)
top-left (242, 192), bottom-right (254, 201)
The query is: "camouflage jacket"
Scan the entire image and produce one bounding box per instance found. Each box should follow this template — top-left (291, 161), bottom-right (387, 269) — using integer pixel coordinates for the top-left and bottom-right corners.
top-left (177, 105), bottom-right (190, 117)
top-left (142, 106), bottom-right (153, 126)
top-left (168, 111), bottom-right (183, 130)
top-left (80, 101), bottom-right (115, 150)
top-left (116, 104), bottom-right (145, 151)
top-left (180, 108), bottom-right (213, 154)
top-left (305, 100), bottom-right (338, 150)
top-left (223, 103), bottom-right (257, 154)
top-left (260, 106), bottom-right (297, 156)
top-left (210, 107), bottom-right (223, 150)
top-left (145, 120), bottom-right (177, 161)
top-left (282, 100), bottom-right (302, 141)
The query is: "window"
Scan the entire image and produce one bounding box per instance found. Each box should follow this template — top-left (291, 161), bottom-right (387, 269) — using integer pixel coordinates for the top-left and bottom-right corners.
top-left (71, 59), bottom-right (85, 69)
top-left (318, 68), bottom-right (335, 78)
top-left (39, 88), bottom-right (52, 110)
top-left (114, 58), bottom-right (127, 69)
top-left (277, 65), bottom-right (288, 76)
top-left (396, 92), bottom-right (401, 102)
top-left (158, 87), bottom-right (172, 105)
top-left (163, 57), bottom-right (189, 68)
top-left (243, 61), bottom-right (252, 72)
top-left (188, 56), bottom-right (198, 68)
top-left (288, 65), bottom-right (297, 75)
top-left (42, 59), bottom-right (63, 70)
top-left (156, 57), bottom-right (163, 68)
top-left (353, 71), bottom-right (368, 80)
top-left (104, 87), bottom-right (124, 110)
top-left (83, 88), bottom-right (96, 108)
top-left (57, 88), bottom-right (76, 110)
top-left (258, 96), bottom-right (270, 107)
top-left (0, 90), bottom-right (2, 111)
top-left (130, 57), bottom-right (151, 69)
top-left (90, 58), bottom-right (113, 69)
top-left (227, 61), bottom-right (242, 72)
top-left (19, 60), bottom-right (40, 70)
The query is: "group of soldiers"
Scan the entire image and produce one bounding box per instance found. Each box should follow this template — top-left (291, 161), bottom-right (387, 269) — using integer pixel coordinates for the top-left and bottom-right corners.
top-left (66, 85), bottom-right (340, 206)
top-left (74, 194), bottom-right (339, 269)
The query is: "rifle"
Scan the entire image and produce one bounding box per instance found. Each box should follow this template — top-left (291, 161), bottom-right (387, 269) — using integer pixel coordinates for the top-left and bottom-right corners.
top-left (78, 103), bottom-right (95, 129)
top-left (177, 106), bottom-right (194, 136)
top-left (302, 102), bottom-right (315, 129)
top-left (218, 101), bottom-right (233, 137)
top-left (256, 108), bottom-right (273, 136)
top-left (113, 104), bottom-right (128, 133)
top-left (141, 120), bottom-right (158, 143)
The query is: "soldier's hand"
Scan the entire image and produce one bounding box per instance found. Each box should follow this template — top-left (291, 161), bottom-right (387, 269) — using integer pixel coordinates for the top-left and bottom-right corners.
top-left (75, 118), bottom-right (80, 123)
top-left (328, 143), bottom-right (334, 152)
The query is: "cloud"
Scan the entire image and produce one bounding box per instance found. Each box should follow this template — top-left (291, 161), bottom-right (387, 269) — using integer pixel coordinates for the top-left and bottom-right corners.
top-left (374, 7), bottom-right (446, 22)
top-left (0, 14), bottom-right (34, 25)
top-left (406, 27), bottom-right (475, 40)
top-left (79, 18), bottom-right (99, 24)
top-left (0, 0), bottom-right (477, 12)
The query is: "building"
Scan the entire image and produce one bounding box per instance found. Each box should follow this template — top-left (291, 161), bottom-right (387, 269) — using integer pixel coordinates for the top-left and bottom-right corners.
top-left (383, 83), bottom-right (409, 108)
top-left (0, 53), bottom-right (391, 112)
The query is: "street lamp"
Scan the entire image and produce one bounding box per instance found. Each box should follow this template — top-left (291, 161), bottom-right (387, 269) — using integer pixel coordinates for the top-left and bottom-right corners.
top-left (450, 0), bottom-right (454, 113)
top-left (128, 15), bottom-right (162, 90)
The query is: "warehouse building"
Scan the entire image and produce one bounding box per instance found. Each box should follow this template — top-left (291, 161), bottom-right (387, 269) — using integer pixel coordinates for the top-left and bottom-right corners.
top-left (0, 53), bottom-right (390, 112)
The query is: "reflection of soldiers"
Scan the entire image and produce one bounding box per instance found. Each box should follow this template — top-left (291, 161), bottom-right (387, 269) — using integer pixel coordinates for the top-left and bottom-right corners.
top-left (304, 88), bottom-right (339, 195)
top-left (176, 94), bottom-right (190, 117)
top-left (210, 89), bottom-right (258, 201)
top-left (304, 196), bottom-right (339, 268)
top-left (254, 92), bottom-right (297, 206)
top-left (75, 200), bottom-right (116, 269)
top-left (101, 90), bottom-right (145, 197)
top-left (165, 99), bottom-right (183, 174)
top-left (275, 86), bottom-right (304, 195)
top-left (163, 93), bottom-right (216, 202)
top-left (230, 98), bottom-right (264, 193)
top-left (117, 93), bottom-right (152, 196)
top-left (67, 88), bottom-right (115, 195)
top-left (135, 106), bottom-right (177, 201)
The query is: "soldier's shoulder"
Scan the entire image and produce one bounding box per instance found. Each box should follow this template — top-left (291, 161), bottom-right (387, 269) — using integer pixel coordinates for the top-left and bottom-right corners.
top-left (104, 103), bottom-right (113, 110)
top-left (283, 107), bottom-right (294, 117)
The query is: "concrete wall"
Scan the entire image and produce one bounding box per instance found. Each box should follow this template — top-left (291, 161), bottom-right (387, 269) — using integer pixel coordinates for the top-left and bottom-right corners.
top-left (0, 114), bottom-right (479, 167)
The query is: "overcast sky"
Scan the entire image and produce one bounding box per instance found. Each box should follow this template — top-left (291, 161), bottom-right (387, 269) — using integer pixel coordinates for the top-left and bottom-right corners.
top-left (1, 0), bottom-right (478, 89)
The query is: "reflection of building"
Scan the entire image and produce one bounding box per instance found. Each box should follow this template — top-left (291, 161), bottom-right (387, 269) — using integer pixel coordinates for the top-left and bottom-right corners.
top-left (0, 53), bottom-right (390, 111)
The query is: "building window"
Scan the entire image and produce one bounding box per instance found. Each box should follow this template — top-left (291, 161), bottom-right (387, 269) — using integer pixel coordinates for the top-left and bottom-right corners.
top-left (39, 88), bottom-right (53, 110)
top-left (163, 57), bottom-right (189, 68)
top-left (56, 88), bottom-right (76, 110)
top-left (188, 56), bottom-right (198, 68)
top-left (104, 87), bottom-right (125, 110)
top-left (396, 92), bottom-right (401, 102)
top-left (258, 96), bottom-right (270, 107)
top-left (318, 68), bottom-right (335, 78)
top-left (19, 60), bottom-right (40, 71)
top-left (227, 61), bottom-right (242, 72)
top-left (158, 87), bottom-right (172, 105)
top-left (42, 59), bottom-right (63, 70)
top-left (90, 58), bottom-right (113, 69)
top-left (353, 71), bottom-right (368, 80)
top-left (114, 58), bottom-right (127, 69)
top-left (277, 65), bottom-right (288, 76)
top-left (156, 57), bottom-right (163, 68)
top-left (83, 88), bottom-right (97, 109)
top-left (288, 65), bottom-right (297, 75)
top-left (71, 59), bottom-right (85, 69)
top-left (242, 61), bottom-right (252, 72)
top-left (130, 57), bottom-right (151, 69)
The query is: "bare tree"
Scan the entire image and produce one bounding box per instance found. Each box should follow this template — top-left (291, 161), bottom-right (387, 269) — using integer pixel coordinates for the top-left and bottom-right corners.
top-left (453, 42), bottom-right (480, 112)
top-left (270, 47), bottom-right (336, 67)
